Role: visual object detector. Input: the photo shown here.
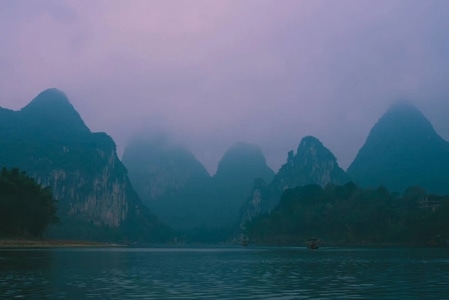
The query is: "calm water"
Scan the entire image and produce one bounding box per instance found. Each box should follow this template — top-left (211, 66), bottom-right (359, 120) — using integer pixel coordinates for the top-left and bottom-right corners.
top-left (1, 246), bottom-right (448, 299)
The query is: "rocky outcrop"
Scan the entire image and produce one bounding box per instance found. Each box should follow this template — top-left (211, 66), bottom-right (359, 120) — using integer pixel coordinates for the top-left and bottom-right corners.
top-left (0, 88), bottom-right (169, 242)
top-left (239, 178), bottom-right (271, 227)
top-left (273, 136), bottom-right (350, 191)
top-left (240, 136), bottom-right (350, 226)
top-left (347, 101), bottom-right (449, 194)
top-left (32, 137), bottom-right (129, 228)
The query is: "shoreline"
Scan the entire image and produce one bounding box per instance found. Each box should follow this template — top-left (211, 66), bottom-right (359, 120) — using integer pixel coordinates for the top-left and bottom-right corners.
top-left (0, 239), bottom-right (124, 248)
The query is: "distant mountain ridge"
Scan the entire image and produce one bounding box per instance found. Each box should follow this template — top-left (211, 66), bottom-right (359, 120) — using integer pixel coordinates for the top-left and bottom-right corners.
top-left (347, 101), bottom-right (449, 194)
top-left (123, 140), bottom-right (274, 229)
top-left (213, 142), bottom-right (274, 183)
top-left (0, 89), bottom-right (170, 242)
top-left (211, 142), bottom-right (275, 226)
top-left (122, 136), bottom-right (212, 229)
top-left (3, 89), bottom-right (448, 243)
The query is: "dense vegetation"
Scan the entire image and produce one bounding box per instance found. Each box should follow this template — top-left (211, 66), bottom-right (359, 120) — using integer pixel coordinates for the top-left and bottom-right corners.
top-left (245, 182), bottom-right (449, 246)
top-left (0, 167), bottom-right (58, 237)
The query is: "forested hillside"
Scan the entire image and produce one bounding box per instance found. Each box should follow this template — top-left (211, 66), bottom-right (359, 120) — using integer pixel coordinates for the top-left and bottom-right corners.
top-left (246, 183), bottom-right (449, 246)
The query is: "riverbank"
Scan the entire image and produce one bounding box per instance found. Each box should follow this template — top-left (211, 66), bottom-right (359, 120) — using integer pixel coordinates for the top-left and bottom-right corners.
top-left (0, 238), bottom-right (123, 248)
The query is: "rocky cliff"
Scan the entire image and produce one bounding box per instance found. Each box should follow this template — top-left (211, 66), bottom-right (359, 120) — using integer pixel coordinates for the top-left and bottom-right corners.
top-left (272, 136), bottom-right (350, 191)
top-left (0, 89), bottom-right (169, 242)
top-left (241, 136), bottom-right (350, 226)
top-left (347, 101), bottom-right (449, 194)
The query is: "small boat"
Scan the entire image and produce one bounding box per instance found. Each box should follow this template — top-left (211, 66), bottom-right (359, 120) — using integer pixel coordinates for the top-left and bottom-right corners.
top-left (240, 234), bottom-right (249, 247)
top-left (307, 238), bottom-right (319, 249)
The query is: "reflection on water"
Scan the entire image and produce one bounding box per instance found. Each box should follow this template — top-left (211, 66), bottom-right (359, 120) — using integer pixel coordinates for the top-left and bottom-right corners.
top-left (1, 247), bottom-right (449, 299)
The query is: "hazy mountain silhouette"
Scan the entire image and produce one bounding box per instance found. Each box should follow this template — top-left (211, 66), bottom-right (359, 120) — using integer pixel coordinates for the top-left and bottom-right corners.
top-left (211, 142), bottom-right (275, 225)
top-left (122, 136), bottom-right (213, 229)
top-left (123, 140), bottom-right (274, 229)
top-left (347, 101), bottom-right (449, 194)
top-left (4, 90), bottom-right (448, 243)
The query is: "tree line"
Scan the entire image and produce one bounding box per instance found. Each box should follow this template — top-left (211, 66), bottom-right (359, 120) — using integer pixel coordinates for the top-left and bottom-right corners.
top-left (245, 182), bottom-right (449, 246)
top-left (0, 167), bottom-right (58, 237)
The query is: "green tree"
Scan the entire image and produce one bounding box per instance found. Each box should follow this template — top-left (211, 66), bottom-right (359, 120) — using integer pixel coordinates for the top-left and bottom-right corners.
top-left (0, 167), bottom-right (58, 237)
top-left (246, 182), bottom-right (449, 246)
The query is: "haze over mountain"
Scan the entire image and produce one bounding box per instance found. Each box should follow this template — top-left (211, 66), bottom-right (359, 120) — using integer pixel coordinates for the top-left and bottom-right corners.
top-left (2, 88), bottom-right (449, 245)
top-left (0, 89), bottom-right (170, 242)
top-left (122, 136), bottom-right (212, 229)
top-left (123, 140), bottom-right (274, 229)
top-left (211, 142), bottom-right (275, 225)
top-left (241, 136), bottom-right (350, 225)
top-left (347, 101), bottom-right (449, 194)
top-left (1, 1), bottom-right (449, 175)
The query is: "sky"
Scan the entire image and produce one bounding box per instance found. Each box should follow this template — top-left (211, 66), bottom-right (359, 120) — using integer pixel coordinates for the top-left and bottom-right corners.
top-left (1, 0), bottom-right (448, 175)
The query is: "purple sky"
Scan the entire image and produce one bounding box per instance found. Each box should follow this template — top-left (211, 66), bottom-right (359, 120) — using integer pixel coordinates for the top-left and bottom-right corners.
top-left (1, 0), bottom-right (448, 174)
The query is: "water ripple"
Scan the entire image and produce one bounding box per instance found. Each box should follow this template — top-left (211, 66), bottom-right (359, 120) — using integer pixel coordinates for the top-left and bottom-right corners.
top-left (1, 247), bottom-right (449, 299)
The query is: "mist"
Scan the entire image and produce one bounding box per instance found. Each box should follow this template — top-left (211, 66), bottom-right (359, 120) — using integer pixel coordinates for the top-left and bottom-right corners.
top-left (1, 0), bottom-right (448, 174)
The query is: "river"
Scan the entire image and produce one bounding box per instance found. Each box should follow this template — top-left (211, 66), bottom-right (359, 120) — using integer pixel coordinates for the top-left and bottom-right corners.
top-left (1, 246), bottom-right (448, 299)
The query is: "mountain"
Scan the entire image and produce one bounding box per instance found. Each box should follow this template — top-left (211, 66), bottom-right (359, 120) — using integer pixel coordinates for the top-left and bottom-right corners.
top-left (123, 140), bottom-right (274, 230)
top-left (122, 136), bottom-right (212, 229)
top-left (347, 101), bottom-right (449, 194)
top-left (0, 88), bottom-right (170, 242)
top-left (272, 136), bottom-right (350, 191)
top-left (241, 136), bottom-right (351, 226)
top-left (211, 142), bottom-right (275, 225)
top-left (214, 142), bottom-right (274, 184)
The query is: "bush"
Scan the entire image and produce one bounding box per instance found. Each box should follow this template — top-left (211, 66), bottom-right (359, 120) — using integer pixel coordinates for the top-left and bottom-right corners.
top-left (0, 167), bottom-right (58, 237)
